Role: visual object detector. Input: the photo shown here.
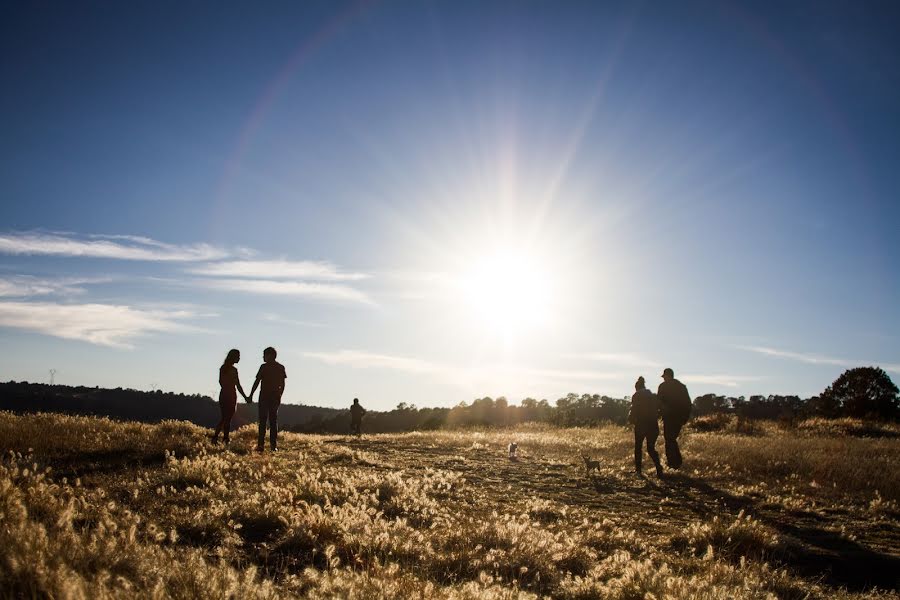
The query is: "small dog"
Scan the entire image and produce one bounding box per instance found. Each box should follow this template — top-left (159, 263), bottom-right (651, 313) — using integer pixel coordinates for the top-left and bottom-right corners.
top-left (581, 455), bottom-right (600, 475)
top-left (508, 442), bottom-right (519, 460)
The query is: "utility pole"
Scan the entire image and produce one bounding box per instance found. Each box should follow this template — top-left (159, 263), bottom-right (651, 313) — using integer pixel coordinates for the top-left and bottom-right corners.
top-left (49, 369), bottom-right (57, 385)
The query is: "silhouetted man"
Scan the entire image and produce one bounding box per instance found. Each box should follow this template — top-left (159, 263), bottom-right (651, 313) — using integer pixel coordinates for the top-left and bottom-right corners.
top-left (658, 367), bottom-right (691, 469)
top-left (350, 397), bottom-right (366, 436)
top-left (249, 346), bottom-right (287, 452)
top-left (629, 376), bottom-right (663, 477)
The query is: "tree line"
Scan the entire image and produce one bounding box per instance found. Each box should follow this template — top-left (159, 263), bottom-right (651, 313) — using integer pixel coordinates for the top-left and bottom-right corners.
top-left (1, 366), bottom-right (896, 434)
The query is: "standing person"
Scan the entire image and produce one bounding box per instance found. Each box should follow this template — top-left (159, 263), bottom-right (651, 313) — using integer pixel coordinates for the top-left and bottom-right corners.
top-left (349, 398), bottom-right (366, 436)
top-left (248, 347), bottom-right (287, 452)
top-left (629, 376), bottom-right (663, 477)
top-left (658, 367), bottom-right (692, 469)
top-left (212, 349), bottom-right (249, 445)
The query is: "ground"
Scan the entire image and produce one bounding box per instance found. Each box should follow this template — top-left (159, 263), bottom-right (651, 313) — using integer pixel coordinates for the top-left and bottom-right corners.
top-left (1, 412), bottom-right (898, 599)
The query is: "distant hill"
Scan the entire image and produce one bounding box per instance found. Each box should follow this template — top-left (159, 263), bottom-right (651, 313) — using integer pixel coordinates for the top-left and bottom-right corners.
top-left (0, 381), bottom-right (636, 434)
top-left (0, 381), bottom-right (344, 432)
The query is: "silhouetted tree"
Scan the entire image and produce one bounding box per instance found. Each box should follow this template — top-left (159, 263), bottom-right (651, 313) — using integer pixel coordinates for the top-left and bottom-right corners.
top-left (820, 367), bottom-right (899, 420)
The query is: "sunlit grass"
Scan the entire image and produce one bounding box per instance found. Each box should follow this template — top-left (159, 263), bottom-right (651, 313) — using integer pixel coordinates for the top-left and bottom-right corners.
top-left (0, 411), bottom-right (897, 599)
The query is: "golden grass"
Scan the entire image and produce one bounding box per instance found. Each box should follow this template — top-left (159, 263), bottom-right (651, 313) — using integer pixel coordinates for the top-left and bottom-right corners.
top-left (1, 411), bottom-right (898, 599)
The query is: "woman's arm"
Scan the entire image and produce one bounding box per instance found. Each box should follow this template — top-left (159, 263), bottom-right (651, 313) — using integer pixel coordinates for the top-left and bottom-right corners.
top-left (235, 367), bottom-right (250, 401)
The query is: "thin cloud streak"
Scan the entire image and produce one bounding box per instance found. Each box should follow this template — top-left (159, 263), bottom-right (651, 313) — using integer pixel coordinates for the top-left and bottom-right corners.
top-left (0, 275), bottom-right (108, 298)
top-left (197, 278), bottom-right (373, 305)
top-left (0, 301), bottom-right (197, 348)
top-left (680, 374), bottom-right (762, 388)
top-left (564, 352), bottom-right (663, 368)
top-left (304, 350), bottom-right (764, 395)
top-left (738, 345), bottom-right (900, 375)
top-left (262, 313), bottom-right (324, 328)
top-left (303, 350), bottom-right (439, 374)
top-left (305, 350), bottom-right (631, 385)
top-left (0, 231), bottom-right (227, 262)
top-left (190, 260), bottom-right (369, 281)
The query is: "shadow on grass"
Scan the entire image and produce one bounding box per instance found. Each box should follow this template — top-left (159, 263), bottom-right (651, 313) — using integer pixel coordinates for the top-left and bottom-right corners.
top-left (663, 473), bottom-right (900, 591)
top-left (49, 449), bottom-right (171, 479)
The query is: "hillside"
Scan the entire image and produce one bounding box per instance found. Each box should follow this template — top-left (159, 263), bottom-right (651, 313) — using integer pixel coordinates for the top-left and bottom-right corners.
top-left (0, 381), bottom-right (344, 431)
top-left (1, 412), bottom-right (898, 598)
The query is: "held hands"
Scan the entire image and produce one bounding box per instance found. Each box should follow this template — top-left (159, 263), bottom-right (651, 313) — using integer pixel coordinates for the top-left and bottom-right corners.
top-left (244, 392), bottom-right (253, 404)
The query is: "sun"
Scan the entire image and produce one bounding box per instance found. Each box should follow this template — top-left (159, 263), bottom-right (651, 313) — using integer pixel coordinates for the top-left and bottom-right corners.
top-left (457, 247), bottom-right (554, 336)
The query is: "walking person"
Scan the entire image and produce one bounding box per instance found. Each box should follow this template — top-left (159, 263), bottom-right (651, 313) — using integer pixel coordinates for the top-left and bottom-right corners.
top-left (212, 349), bottom-right (249, 445)
top-left (248, 346), bottom-right (287, 452)
top-left (350, 397), bottom-right (366, 436)
top-left (629, 376), bottom-right (663, 477)
top-left (658, 367), bottom-right (692, 469)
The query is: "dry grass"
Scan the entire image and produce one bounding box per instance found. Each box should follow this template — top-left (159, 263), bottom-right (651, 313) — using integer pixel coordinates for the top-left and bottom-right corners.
top-left (1, 411), bottom-right (898, 599)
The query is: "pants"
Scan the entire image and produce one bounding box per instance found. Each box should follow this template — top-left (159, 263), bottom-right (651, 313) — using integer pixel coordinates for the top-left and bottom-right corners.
top-left (663, 418), bottom-right (685, 469)
top-left (634, 422), bottom-right (662, 472)
top-left (350, 419), bottom-right (362, 435)
top-left (258, 395), bottom-right (280, 450)
top-left (214, 391), bottom-right (237, 442)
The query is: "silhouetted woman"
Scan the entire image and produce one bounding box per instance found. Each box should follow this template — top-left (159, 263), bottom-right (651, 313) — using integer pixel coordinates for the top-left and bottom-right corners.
top-left (212, 349), bottom-right (249, 445)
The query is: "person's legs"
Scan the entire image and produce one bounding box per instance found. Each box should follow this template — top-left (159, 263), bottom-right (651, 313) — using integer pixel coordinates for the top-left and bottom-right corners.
top-left (633, 427), bottom-right (644, 472)
top-left (268, 398), bottom-right (280, 450)
top-left (213, 394), bottom-right (231, 442)
top-left (663, 419), bottom-right (683, 469)
top-left (213, 411), bottom-right (224, 442)
top-left (257, 398), bottom-right (267, 451)
top-left (222, 400), bottom-right (236, 444)
top-left (646, 426), bottom-right (663, 475)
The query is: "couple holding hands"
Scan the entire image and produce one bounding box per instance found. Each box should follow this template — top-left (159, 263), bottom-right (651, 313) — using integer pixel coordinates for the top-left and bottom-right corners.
top-left (213, 346), bottom-right (287, 452)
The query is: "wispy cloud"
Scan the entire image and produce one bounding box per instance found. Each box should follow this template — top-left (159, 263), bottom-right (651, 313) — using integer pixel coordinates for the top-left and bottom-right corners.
top-left (737, 345), bottom-right (900, 375)
top-left (0, 231), bottom-right (227, 262)
top-left (564, 352), bottom-right (662, 368)
top-left (680, 374), bottom-right (762, 388)
top-left (261, 313), bottom-right (324, 328)
top-left (190, 260), bottom-right (368, 281)
top-left (303, 350), bottom-right (440, 374)
top-left (0, 301), bottom-right (197, 348)
top-left (196, 279), bottom-right (373, 305)
top-left (0, 275), bottom-right (108, 298)
top-left (304, 349), bottom-right (764, 397)
top-left (303, 350), bottom-right (630, 389)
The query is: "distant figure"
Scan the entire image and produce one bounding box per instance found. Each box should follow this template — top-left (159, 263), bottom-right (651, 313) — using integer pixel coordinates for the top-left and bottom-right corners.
top-left (249, 347), bottom-right (287, 452)
top-left (350, 397), bottom-right (366, 436)
top-left (629, 376), bottom-right (663, 477)
top-left (658, 367), bottom-right (692, 469)
top-left (212, 349), bottom-right (249, 445)
top-left (508, 442), bottom-right (518, 460)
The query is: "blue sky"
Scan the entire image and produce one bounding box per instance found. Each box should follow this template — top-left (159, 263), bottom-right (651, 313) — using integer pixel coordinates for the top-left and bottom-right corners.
top-left (1, 1), bottom-right (898, 409)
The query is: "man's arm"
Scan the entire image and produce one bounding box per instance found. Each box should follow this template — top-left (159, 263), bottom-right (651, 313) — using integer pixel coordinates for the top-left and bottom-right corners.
top-left (277, 366), bottom-right (286, 399)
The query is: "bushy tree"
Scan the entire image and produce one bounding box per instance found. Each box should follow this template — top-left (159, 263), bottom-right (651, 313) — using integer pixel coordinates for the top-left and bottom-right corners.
top-left (820, 367), bottom-right (899, 420)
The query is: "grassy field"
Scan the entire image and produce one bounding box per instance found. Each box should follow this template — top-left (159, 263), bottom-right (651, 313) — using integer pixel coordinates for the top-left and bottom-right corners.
top-left (1, 412), bottom-right (898, 599)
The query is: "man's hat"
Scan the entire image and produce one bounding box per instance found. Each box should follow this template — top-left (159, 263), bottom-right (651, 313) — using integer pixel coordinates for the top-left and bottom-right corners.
top-left (661, 367), bottom-right (674, 378)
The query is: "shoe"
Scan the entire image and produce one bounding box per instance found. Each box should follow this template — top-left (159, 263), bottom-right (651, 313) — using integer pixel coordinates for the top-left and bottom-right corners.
top-left (256, 446), bottom-right (264, 453)
top-left (210, 435), bottom-right (219, 444)
top-left (655, 466), bottom-right (664, 478)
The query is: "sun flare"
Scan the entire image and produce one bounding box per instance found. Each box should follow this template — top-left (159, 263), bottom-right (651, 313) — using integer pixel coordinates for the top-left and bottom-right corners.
top-left (458, 248), bottom-right (554, 335)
